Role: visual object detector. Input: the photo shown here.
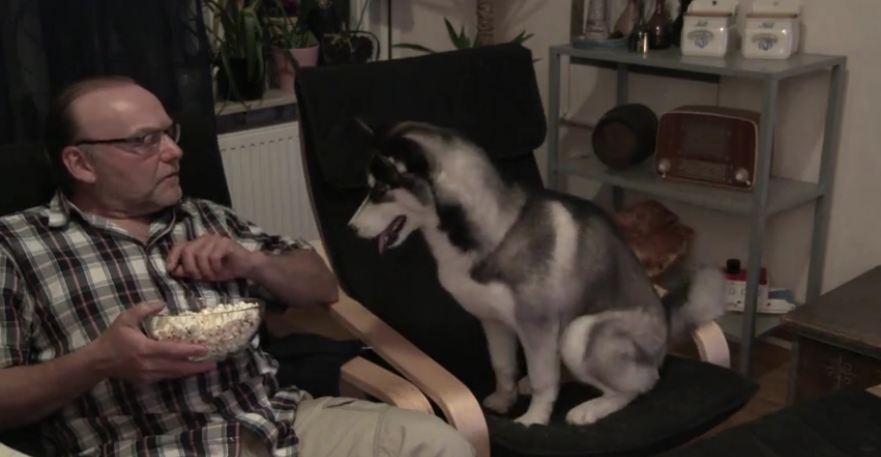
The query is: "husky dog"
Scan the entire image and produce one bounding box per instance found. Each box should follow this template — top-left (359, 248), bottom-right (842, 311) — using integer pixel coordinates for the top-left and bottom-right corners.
top-left (349, 121), bottom-right (725, 426)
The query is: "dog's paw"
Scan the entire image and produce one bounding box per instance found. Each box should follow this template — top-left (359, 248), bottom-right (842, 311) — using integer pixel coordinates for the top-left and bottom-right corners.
top-left (565, 395), bottom-right (632, 426)
top-left (517, 376), bottom-right (531, 395)
top-left (514, 410), bottom-right (550, 426)
top-left (482, 390), bottom-right (517, 414)
top-left (565, 402), bottom-right (605, 426)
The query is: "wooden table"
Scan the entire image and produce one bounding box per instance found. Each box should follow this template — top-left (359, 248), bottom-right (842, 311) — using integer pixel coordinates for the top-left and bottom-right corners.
top-left (782, 266), bottom-right (881, 404)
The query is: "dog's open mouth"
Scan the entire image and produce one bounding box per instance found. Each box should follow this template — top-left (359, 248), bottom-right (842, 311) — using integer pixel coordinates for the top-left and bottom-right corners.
top-left (377, 215), bottom-right (407, 254)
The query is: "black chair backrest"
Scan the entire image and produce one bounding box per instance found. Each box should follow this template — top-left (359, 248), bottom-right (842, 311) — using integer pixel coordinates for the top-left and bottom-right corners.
top-left (0, 143), bottom-right (56, 216)
top-left (295, 43), bottom-right (546, 395)
top-left (175, 110), bottom-right (232, 207)
top-left (0, 111), bottom-right (231, 217)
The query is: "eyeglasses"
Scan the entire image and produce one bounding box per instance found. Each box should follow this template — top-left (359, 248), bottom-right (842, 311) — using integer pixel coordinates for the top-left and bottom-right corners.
top-left (74, 123), bottom-right (181, 156)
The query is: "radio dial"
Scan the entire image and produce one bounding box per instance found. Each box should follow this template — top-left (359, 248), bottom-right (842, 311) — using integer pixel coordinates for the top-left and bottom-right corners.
top-left (658, 158), bottom-right (672, 176)
top-left (734, 168), bottom-right (751, 185)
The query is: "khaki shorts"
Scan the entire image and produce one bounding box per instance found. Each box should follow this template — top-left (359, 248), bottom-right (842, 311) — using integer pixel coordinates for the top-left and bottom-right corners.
top-left (243, 397), bottom-right (474, 457)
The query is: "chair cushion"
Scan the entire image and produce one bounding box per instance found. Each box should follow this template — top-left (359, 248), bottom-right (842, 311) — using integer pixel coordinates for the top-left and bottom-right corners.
top-left (262, 332), bottom-right (363, 398)
top-left (658, 388), bottom-right (881, 457)
top-left (486, 356), bottom-right (757, 457)
top-left (295, 43), bottom-right (547, 189)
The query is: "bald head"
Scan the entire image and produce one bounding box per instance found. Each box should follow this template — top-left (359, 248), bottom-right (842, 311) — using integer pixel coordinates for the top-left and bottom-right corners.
top-left (47, 77), bottom-right (136, 146)
top-left (69, 83), bottom-right (170, 146)
top-left (45, 76), bottom-right (169, 193)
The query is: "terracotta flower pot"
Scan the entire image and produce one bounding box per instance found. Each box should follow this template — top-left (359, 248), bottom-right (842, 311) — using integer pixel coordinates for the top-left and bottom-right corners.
top-left (272, 44), bottom-right (320, 94)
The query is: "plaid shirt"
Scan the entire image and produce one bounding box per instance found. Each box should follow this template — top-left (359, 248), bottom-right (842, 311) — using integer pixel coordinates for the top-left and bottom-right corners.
top-left (0, 193), bottom-right (311, 456)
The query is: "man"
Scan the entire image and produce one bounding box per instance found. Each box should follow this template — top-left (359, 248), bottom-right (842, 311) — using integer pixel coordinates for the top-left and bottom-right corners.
top-left (0, 77), bottom-right (474, 457)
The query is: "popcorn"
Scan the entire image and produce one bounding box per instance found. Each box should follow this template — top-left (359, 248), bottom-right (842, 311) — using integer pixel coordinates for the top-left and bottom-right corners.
top-left (147, 300), bottom-right (262, 361)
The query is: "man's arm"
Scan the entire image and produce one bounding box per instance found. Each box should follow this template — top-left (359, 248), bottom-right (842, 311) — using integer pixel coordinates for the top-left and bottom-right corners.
top-left (0, 343), bottom-right (104, 430)
top-left (166, 235), bottom-right (339, 308)
top-left (247, 249), bottom-right (338, 308)
top-left (0, 302), bottom-right (214, 431)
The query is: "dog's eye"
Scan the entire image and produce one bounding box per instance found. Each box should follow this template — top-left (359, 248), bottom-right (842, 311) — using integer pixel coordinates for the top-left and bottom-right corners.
top-left (369, 183), bottom-right (389, 200)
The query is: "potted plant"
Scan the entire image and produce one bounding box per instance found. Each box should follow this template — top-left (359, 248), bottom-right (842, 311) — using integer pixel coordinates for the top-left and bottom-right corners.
top-left (264, 0), bottom-right (320, 93)
top-left (205, 0), bottom-right (267, 101)
top-left (395, 17), bottom-right (533, 54)
top-left (314, 0), bottom-right (379, 65)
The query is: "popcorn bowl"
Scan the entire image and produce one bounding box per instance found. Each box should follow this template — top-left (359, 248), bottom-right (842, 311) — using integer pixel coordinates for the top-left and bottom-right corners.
top-left (143, 297), bottom-right (265, 362)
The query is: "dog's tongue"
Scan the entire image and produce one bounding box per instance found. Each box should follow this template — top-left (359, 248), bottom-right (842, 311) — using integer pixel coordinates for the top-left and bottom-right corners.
top-left (378, 231), bottom-right (391, 255)
top-left (376, 216), bottom-right (406, 255)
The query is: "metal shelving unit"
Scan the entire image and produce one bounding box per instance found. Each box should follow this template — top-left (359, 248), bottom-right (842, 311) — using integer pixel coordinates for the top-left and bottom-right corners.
top-left (547, 45), bottom-right (847, 376)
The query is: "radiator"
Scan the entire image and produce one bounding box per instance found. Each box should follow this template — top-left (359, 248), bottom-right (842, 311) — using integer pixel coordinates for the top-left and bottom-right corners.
top-left (217, 123), bottom-right (319, 242)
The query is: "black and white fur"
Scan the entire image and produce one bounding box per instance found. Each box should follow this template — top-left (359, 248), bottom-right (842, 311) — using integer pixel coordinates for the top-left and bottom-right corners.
top-left (349, 122), bottom-right (725, 426)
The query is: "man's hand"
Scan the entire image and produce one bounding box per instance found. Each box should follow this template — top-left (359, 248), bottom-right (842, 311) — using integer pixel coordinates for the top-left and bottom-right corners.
top-left (166, 234), bottom-right (265, 282)
top-left (92, 302), bottom-right (216, 384)
top-left (167, 234), bottom-right (338, 309)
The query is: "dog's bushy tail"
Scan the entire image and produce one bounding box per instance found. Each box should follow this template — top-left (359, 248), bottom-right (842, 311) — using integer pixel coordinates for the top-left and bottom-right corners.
top-left (662, 268), bottom-right (726, 339)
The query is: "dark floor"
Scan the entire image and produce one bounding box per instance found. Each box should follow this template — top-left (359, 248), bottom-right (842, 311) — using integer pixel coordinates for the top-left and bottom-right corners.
top-left (717, 340), bottom-right (791, 431)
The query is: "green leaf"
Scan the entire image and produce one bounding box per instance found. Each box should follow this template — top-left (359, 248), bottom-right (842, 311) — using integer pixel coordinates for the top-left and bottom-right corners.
top-left (444, 18), bottom-right (460, 47)
top-left (442, 18), bottom-right (469, 49)
top-left (242, 10), bottom-right (263, 80)
top-left (393, 43), bottom-right (436, 53)
top-left (511, 31), bottom-right (534, 45)
top-left (458, 24), bottom-right (472, 49)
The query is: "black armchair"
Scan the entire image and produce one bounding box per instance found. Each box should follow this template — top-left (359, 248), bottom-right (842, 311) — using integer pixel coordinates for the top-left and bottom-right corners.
top-left (295, 43), bottom-right (758, 457)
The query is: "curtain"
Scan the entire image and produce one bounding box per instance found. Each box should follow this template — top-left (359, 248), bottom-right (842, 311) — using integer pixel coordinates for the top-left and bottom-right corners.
top-left (0, 0), bottom-right (230, 205)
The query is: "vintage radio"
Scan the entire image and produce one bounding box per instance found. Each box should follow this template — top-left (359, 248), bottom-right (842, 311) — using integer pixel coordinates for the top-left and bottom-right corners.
top-left (655, 105), bottom-right (761, 190)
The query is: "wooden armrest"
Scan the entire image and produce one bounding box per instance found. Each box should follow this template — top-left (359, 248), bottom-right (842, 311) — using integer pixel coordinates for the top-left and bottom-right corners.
top-left (311, 241), bottom-right (490, 457)
top-left (340, 356), bottom-right (433, 414)
top-left (0, 443), bottom-right (31, 457)
top-left (691, 321), bottom-right (731, 368)
top-left (868, 384), bottom-right (881, 398)
top-left (329, 288), bottom-right (490, 457)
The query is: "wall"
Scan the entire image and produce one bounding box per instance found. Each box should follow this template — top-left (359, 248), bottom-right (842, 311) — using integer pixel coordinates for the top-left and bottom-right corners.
top-left (385, 0), bottom-right (881, 300)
